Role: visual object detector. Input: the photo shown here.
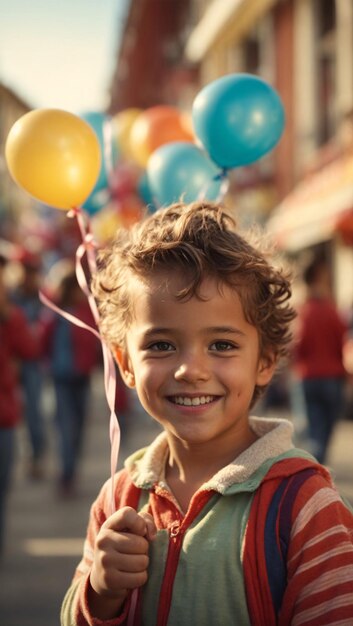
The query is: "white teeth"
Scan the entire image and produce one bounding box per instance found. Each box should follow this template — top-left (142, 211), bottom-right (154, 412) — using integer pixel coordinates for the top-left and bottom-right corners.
top-left (172, 396), bottom-right (214, 406)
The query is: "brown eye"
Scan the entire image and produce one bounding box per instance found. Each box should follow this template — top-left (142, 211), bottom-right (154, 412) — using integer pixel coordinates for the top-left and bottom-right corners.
top-left (210, 341), bottom-right (236, 351)
top-left (149, 342), bottom-right (174, 352)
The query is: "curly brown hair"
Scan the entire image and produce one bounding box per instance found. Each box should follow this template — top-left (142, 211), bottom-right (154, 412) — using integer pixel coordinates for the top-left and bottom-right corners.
top-left (92, 201), bottom-right (295, 402)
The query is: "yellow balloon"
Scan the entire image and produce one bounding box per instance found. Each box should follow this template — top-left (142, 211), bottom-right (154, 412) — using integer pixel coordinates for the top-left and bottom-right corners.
top-left (92, 204), bottom-right (122, 244)
top-left (112, 108), bottom-right (141, 160)
top-left (5, 108), bottom-right (101, 210)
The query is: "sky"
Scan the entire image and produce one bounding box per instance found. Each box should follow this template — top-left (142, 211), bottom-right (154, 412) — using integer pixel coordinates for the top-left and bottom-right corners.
top-left (0, 0), bottom-right (130, 114)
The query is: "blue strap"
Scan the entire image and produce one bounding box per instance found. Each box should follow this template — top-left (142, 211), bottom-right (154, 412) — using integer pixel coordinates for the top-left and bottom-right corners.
top-left (264, 468), bottom-right (317, 618)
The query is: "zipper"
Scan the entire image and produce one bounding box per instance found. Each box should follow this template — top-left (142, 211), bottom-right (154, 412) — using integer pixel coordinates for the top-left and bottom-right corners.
top-left (169, 520), bottom-right (180, 538)
top-left (156, 520), bottom-right (184, 626)
top-left (155, 490), bottom-right (215, 626)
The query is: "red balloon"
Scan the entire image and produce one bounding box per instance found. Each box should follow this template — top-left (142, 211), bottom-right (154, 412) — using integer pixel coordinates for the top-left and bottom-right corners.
top-left (110, 162), bottom-right (139, 200)
top-left (117, 194), bottom-right (144, 227)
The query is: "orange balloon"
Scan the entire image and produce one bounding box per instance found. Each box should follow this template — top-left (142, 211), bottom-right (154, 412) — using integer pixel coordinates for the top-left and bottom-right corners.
top-left (5, 109), bottom-right (101, 210)
top-left (129, 105), bottom-right (194, 167)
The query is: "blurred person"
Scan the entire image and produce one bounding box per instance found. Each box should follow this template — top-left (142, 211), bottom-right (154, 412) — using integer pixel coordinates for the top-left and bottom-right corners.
top-left (293, 256), bottom-right (347, 463)
top-left (42, 268), bottom-right (100, 496)
top-left (342, 299), bottom-right (353, 420)
top-left (114, 366), bottom-right (131, 433)
top-left (0, 254), bottom-right (40, 555)
top-left (259, 369), bottom-right (290, 413)
top-left (11, 250), bottom-right (47, 479)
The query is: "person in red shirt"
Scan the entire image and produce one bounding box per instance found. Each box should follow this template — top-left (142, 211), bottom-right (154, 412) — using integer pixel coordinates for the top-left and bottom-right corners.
top-left (294, 257), bottom-right (347, 463)
top-left (0, 254), bottom-right (40, 555)
top-left (11, 251), bottom-right (47, 479)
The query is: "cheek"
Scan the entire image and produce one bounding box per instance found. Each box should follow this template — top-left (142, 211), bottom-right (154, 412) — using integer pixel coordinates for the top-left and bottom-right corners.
top-left (134, 362), bottom-right (160, 392)
top-left (220, 360), bottom-right (258, 393)
top-left (218, 360), bottom-right (246, 380)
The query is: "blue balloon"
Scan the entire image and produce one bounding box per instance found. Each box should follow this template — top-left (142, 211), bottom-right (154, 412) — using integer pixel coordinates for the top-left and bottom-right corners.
top-left (81, 111), bottom-right (119, 192)
top-left (147, 142), bottom-right (223, 207)
top-left (192, 73), bottom-right (285, 169)
top-left (138, 172), bottom-right (157, 213)
top-left (82, 187), bottom-right (111, 216)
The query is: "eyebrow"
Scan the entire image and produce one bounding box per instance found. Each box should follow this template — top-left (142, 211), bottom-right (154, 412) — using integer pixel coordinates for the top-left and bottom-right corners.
top-left (141, 328), bottom-right (173, 339)
top-left (142, 326), bottom-right (246, 337)
top-left (206, 326), bottom-right (246, 336)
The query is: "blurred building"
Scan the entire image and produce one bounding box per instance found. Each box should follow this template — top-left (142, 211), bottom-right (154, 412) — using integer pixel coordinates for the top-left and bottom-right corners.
top-left (0, 83), bottom-right (34, 242)
top-left (108, 0), bottom-right (197, 113)
top-left (0, 85), bottom-right (78, 264)
top-left (108, 0), bottom-right (353, 310)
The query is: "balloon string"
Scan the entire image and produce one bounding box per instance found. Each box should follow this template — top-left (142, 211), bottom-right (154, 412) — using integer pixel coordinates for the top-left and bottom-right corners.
top-left (128, 589), bottom-right (139, 626)
top-left (69, 206), bottom-right (98, 276)
top-left (68, 207), bottom-right (137, 624)
top-left (217, 174), bottom-right (230, 202)
top-left (75, 239), bottom-right (100, 323)
top-left (76, 207), bottom-right (120, 517)
top-left (42, 206), bottom-right (120, 516)
top-left (71, 207), bottom-right (136, 622)
top-left (39, 285), bottom-right (122, 513)
top-left (103, 118), bottom-right (115, 187)
top-left (39, 290), bottom-right (101, 340)
top-left (197, 168), bottom-right (229, 203)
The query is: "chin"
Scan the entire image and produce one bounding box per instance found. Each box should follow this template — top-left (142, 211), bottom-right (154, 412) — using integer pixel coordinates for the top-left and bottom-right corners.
top-left (172, 428), bottom-right (216, 445)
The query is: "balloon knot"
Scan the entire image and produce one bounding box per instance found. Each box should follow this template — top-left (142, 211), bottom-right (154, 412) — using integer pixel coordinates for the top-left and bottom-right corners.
top-left (67, 206), bottom-right (82, 219)
top-left (213, 167), bottom-right (228, 181)
top-left (84, 233), bottom-right (97, 250)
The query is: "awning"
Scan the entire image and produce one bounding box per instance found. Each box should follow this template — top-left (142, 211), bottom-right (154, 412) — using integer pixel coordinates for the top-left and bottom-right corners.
top-left (266, 153), bottom-right (353, 251)
top-left (185, 0), bottom-right (278, 62)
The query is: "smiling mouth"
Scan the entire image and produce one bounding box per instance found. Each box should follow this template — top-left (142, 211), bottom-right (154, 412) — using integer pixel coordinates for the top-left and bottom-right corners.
top-left (168, 395), bottom-right (218, 407)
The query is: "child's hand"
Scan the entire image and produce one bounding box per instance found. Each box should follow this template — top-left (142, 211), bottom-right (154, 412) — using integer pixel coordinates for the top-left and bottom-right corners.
top-left (88, 506), bottom-right (156, 619)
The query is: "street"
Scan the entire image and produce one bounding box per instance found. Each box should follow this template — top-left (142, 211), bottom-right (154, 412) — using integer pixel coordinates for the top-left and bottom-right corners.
top-left (0, 370), bottom-right (352, 626)
top-left (0, 371), bottom-right (162, 626)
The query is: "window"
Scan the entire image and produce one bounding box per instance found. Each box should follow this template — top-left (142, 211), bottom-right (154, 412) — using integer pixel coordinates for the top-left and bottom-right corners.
top-left (315, 0), bottom-right (336, 144)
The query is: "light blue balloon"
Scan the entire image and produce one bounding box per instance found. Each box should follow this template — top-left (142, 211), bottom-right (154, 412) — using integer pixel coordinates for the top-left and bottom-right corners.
top-left (81, 111), bottom-right (119, 192)
top-left (147, 142), bottom-right (223, 207)
top-left (82, 187), bottom-right (111, 216)
top-left (192, 73), bottom-right (285, 169)
top-left (138, 172), bottom-right (157, 213)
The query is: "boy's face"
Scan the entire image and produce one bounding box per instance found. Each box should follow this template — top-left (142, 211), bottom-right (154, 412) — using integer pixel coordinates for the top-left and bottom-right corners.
top-left (115, 273), bottom-right (275, 449)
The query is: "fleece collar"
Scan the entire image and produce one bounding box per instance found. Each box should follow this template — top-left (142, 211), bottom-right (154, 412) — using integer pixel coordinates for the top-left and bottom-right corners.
top-left (124, 416), bottom-right (311, 494)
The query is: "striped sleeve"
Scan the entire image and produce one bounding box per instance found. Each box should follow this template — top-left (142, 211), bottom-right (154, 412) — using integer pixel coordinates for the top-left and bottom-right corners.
top-left (60, 471), bottom-right (141, 626)
top-left (72, 478), bottom-right (112, 584)
top-left (279, 474), bottom-right (353, 626)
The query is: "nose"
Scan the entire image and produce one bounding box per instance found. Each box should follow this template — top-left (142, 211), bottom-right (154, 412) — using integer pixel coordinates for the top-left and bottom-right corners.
top-left (174, 351), bottom-right (210, 383)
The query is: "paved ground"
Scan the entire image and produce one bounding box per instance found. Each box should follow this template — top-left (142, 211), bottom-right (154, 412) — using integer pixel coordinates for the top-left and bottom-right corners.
top-left (0, 371), bottom-right (352, 626)
top-left (0, 373), bottom-right (162, 626)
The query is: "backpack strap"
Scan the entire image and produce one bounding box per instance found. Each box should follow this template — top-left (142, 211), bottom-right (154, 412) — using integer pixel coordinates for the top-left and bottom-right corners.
top-left (264, 468), bottom-right (318, 616)
top-left (243, 458), bottom-right (324, 626)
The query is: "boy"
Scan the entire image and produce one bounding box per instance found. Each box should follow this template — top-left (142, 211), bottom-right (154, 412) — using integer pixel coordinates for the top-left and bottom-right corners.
top-left (61, 202), bottom-right (353, 626)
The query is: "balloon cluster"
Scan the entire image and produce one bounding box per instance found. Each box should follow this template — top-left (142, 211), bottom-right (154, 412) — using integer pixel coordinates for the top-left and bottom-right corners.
top-left (147, 74), bottom-right (285, 208)
top-left (5, 73), bottom-right (285, 238)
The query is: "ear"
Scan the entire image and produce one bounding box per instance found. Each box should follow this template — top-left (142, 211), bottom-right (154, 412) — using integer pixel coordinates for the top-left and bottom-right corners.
top-left (113, 346), bottom-right (135, 388)
top-left (256, 351), bottom-right (277, 387)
